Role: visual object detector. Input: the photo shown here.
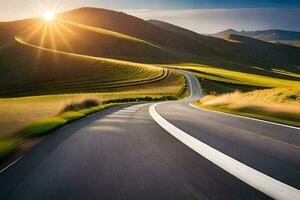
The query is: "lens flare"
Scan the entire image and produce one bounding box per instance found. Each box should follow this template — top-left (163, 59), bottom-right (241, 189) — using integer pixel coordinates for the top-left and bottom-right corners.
top-left (43, 11), bottom-right (55, 22)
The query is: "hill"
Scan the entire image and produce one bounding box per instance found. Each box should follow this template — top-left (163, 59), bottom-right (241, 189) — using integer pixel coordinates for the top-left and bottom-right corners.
top-left (1, 7), bottom-right (300, 98)
top-left (0, 13), bottom-right (175, 97)
top-left (212, 29), bottom-right (300, 47)
top-left (149, 20), bottom-right (300, 76)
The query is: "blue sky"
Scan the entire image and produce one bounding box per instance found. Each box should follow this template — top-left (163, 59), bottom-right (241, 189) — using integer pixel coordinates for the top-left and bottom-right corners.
top-left (0, 0), bottom-right (300, 33)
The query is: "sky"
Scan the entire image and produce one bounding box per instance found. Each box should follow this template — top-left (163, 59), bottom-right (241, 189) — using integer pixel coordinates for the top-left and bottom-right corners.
top-left (0, 0), bottom-right (300, 33)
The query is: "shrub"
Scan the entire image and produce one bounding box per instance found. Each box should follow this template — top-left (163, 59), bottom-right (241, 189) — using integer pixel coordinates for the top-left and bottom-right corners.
top-left (102, 96), bottom-right (178, 104)
top-left (81, 99), bottom-right (99, 109)
top-left (61, 99), bottom-right (99, 113)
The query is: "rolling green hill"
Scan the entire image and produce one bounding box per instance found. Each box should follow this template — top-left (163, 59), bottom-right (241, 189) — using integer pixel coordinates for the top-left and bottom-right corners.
top-left (1, 7), bottom-right (300, 99)
top-left (0, 11), bottom-right (176, 97)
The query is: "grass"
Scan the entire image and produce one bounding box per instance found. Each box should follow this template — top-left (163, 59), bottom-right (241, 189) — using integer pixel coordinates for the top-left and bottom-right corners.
top-left (16, 117), bottom-right (67, 138)
top-left (164, 63), bottom-right (300, 127)
top-left (0, 102), bottom-right (118, 161)
top-left (58, 112), bottom-right (85, 122)
top-left (0, 84), bottom-right (187, 162)
top-left (78, 104), bottom-right (116, 116)
top-left (103, 96), bottom-right (178, 104)
top-left (1, 18), bottom-right (171, 98)
top-left (1, 37), bottom-right (168, 97)
top-left (194, 88), bottom-right (300, 127)
top-left (0, 138), bottom-right (22, 160)
top-left (0, 70), bottom-right (184, 138)
top-left (195, 104), bottom-right (300, 128)
top-left (61, 99), bottom-right (99, 113)
top-left (14, 103), bottom-right (116, 139)
top-left (0, 71), bottom-right (186, 162)
top-left (197, 78), bottom-right (263, 95)
top-left (163, 64), bottom-right (300, 88)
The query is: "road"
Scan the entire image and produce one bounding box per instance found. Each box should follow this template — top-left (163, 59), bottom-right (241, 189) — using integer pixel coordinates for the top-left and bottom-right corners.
top-left (0, 71), bottom-right (299, 200)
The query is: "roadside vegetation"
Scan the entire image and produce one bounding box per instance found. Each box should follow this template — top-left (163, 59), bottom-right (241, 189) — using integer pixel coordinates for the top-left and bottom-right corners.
top-left (0, 72), bottom-right (186, 161)
top-left (194, 88), bottom-right (300, 127)
top-left (163, 64), bottom-right (300, 127)
top-left (163, 64), bottom-right (300, 89)
top-left (0, 101), bottom-right (116, 161)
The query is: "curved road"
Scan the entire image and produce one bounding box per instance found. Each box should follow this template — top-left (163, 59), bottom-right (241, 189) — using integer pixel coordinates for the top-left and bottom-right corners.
top-left (0, 71), bottom-right (299, 200)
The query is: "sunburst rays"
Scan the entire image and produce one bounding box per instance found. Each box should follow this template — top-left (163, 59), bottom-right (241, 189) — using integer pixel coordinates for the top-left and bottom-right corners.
top-left (16, 0), bottom-right (80, 63)
top-left (17, 18), bottom-right (78, 64)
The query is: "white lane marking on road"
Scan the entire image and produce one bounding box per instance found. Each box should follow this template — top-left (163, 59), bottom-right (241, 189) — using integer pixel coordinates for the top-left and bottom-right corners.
top-left (149, 103), bottom-right (300, 200)
top-left (0, 156), bottom-right (23, 174)
top-left (190, 103), bottom-right (300, 130)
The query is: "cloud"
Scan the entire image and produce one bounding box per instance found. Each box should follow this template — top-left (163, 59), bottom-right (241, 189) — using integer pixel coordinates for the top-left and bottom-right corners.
top-left (122, 8), bottom-right (300, 33)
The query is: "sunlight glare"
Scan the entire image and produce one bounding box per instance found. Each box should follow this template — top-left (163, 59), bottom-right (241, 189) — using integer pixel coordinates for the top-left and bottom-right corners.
top-left (43, 11), bottom-right (55, 22)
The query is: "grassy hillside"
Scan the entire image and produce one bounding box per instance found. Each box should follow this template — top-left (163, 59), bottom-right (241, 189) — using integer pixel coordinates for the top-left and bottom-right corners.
top-left (1, 9), bottom-right (300, 87)
top-left (162, 64), bottom-right (300, 88)
top-left (14, 18), bottom-right (170, 60)
top-left (0, 15), bottom-right (180, 98)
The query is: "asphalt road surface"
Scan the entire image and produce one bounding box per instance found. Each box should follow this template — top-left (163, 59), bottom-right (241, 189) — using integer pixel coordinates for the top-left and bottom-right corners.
top-left (0, 71), bottom-right (299, 200)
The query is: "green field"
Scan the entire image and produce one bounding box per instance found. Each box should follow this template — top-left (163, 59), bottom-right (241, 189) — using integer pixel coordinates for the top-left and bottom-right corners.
top-left (1, 36), bottom-right (169, 97)
top-left (162, 64), bottom-right (300, 89)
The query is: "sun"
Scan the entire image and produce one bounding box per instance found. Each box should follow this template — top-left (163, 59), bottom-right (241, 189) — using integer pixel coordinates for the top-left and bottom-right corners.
top-left (43, 11), bottom-right (55, 22)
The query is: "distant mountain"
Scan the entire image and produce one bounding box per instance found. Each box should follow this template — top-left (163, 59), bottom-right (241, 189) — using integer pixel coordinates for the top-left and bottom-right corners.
top-left (212, 29), bottom-right (300, 47)
top-left (213, 29), bottom-right (241, 38)
top-left (149, 20), bottom-right (300, 69)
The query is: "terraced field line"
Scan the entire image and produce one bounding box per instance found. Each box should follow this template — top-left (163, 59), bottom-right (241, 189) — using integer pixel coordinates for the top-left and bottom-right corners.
top-left (15, 37), bottom-right (157, 70)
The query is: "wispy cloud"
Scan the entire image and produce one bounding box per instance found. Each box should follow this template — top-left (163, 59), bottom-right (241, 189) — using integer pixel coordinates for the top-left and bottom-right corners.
top-left (122, 8), bottom-right (300, 33)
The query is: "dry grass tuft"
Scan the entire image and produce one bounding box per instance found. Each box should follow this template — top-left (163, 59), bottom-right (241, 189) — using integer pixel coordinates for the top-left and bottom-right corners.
top-left (199, 88), bottom-right (300, 115)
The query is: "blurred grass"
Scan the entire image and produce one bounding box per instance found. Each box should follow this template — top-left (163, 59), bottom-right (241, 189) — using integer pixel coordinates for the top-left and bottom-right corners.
top-left (195, 104), bottom-right (300, 128)
top-left (58, 112), bottom-right (85, 122)
top-left (164, 63), bottom-right (300, 127)
top-left (194, 88), bottom-right (300, 127)
top-left (0, 90), bottom-right (187, 161)
top-left (0, 138), bottom-right (22, 160)
top-left (0, 103), bottom-right (115, 161)
top-left (16, 117), bottom-right (67, 138)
